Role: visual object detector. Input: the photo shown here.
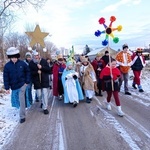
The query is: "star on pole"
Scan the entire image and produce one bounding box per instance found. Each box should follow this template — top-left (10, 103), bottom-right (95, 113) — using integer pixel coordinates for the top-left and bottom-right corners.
top-left (25, 24), bottom-right (49, 48)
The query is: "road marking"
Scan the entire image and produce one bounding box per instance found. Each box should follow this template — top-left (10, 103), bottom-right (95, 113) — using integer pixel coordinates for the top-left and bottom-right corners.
top-left (48, 95), bottom-right (67, 150)
top-left (57, 109), bottom-right (66, 150)
top-left (48, 95), bottom-right (55, 119)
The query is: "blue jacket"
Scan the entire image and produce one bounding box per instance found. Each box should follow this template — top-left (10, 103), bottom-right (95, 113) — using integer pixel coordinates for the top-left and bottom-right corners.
top-left (3, 59), bottom-right (30, 90)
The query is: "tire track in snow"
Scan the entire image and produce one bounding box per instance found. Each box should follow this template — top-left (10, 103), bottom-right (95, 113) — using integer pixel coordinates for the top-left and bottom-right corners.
top-left (93, 96), bottom-right (141, 150)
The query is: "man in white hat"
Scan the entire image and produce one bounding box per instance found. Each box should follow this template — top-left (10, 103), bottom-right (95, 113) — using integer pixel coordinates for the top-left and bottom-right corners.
top-left (3, 47), bottom-right (31, 123)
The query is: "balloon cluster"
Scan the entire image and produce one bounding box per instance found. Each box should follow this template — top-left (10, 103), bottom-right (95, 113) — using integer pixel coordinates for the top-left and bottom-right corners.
top-left (94, 16), bottom-right (122, 46)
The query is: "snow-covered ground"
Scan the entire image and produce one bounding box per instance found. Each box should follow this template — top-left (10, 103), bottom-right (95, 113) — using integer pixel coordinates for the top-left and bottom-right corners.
top-left (0, 71), bottom-right (36, 149)
top-left (0, 61), bottom-right (150, 149)
top-left (0, 72), bottom-right (18, 148)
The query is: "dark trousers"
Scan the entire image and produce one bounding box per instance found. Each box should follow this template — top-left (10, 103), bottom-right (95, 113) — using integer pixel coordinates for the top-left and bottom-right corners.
top-left (58, 79), bottom-right (64, 95)
top-left (97, 77), bottom-right (102, 94)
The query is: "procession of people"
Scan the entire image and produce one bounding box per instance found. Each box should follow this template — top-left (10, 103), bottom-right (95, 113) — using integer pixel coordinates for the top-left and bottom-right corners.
top-left (3, 44), bottom-right (147, 123)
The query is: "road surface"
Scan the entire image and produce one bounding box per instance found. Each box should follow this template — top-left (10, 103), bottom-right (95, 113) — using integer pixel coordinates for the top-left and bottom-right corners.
top-left (3, 89), bottom-right (150, 150)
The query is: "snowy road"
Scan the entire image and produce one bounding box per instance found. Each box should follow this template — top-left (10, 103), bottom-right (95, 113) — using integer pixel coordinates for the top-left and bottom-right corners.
top-left (2, 88), bottom-right (150, 150)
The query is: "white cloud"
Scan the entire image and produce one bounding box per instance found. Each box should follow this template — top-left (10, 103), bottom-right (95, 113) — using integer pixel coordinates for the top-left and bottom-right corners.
top-left (11, 0), bottom-right (150, 52)
top-left (101, 0), bottom-right (141, 13)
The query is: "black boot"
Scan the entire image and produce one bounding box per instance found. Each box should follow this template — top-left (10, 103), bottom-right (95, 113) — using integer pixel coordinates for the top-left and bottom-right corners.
top-left (86, 97), bottom-right (91, 103)
top-left (40, 103), bottom-right (43, 108)
top-left (132, 83), bottom-right (137, 89)
top-left (99, 91), bottom-right (103, 96)
top-left (139, 89), bottom-right (144, 92)
top-left (73, 101), bottom-right (77, 107)
top-left (95, 92), bottom-right (99, 96)
top-left (20, 118), bottom-right (26, 123)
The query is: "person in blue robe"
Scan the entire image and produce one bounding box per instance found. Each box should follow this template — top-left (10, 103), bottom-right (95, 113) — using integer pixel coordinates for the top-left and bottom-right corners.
top-left (61, 61), bottom-right (84, 107)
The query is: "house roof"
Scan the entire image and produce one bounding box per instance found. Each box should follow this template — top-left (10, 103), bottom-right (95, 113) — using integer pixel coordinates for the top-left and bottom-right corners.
top-left (87, 47), bottom-right (117, 56)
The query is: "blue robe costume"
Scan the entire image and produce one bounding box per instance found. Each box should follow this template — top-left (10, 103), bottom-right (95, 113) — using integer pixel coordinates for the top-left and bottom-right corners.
top-left (62, 68), bottom-right (84, 103)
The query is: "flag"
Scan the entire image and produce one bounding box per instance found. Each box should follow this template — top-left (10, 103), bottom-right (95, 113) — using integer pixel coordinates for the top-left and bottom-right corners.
top-left (67, 45), bottom-right (75, 62)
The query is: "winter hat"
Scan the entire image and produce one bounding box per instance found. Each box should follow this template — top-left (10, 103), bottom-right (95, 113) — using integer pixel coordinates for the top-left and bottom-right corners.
top-left (25, 52), bottom-right (32, 58)
top-left (66, 61), bottom-right (73, 67)
top-left (105, 50), bottom-right (109, 54)
top-left (81, 57), bottom-right (88, 63)
top-left (6, 47), bottom-right (20, 58)
top-left (136, 48), bottom-right (143, 53)
top-left (96, 52), bottom-right (101, 57)
top-left (122, 44), bottom-right (128, 50)
top-left (57, 54), bottom-right (63, 61)
top-left (33, 51), bottom-right (39, 56)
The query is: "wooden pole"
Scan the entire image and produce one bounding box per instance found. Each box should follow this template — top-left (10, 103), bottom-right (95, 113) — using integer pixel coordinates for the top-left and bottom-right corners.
top-left (107, 38), bottom-right (114, 91)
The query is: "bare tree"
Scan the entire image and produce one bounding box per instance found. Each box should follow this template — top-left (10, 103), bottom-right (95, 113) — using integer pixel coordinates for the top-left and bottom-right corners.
top-left (2, 32), bottom-right (29, 59)
top-left (0, 0), bottom-right (47, 65)
top-left (0, 0), bottom-right (47, 17)
top-left (45, 41), bottom-right (58, 55)
top-left (0, 0), bottom-right (47, 36)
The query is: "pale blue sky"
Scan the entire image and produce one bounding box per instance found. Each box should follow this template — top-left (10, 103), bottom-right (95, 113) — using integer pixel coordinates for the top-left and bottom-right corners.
top-left (14, 0), bottom-right (150, 53)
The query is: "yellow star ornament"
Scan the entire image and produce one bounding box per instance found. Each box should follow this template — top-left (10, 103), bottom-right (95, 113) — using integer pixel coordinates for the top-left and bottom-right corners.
top-left (25, 24), bottom-right (49, 48)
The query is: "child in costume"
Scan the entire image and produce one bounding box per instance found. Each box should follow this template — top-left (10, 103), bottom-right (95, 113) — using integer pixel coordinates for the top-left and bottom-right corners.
top-left (62, 61), bottom-right (84, 107)
top-left (100, 58), bottom-right (124, 117)
top-left (80, 57), bottom-right (96, 103)
top-left (131, 48), bottom-right (146, 92)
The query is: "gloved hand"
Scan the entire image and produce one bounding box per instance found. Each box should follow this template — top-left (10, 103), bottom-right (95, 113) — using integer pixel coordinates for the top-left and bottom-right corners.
top-left (65, 77), bottom-right (67, 80)
top-left (73, 75), bottom-right (77, 80)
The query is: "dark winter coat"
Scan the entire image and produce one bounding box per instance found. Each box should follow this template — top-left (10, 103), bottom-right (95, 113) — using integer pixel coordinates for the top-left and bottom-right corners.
top-left (91, 59), bottom-right (104, 77)
top-left (101, 55), bottom-right (110, 67)
top-left (3, 59), bottom-right (30, 90)
top-left (131, 53), bottom-right (146, 71)
top-left (29, 58), bottom-right (51, 89)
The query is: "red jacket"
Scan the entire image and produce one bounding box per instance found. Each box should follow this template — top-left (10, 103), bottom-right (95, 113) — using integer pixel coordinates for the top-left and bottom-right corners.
top-left (52, 62), bottom-right (66, 96)
top-left (100, 65), bottom-right (121, 81)
top-left (100, 65), bottom-right (121, 91)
